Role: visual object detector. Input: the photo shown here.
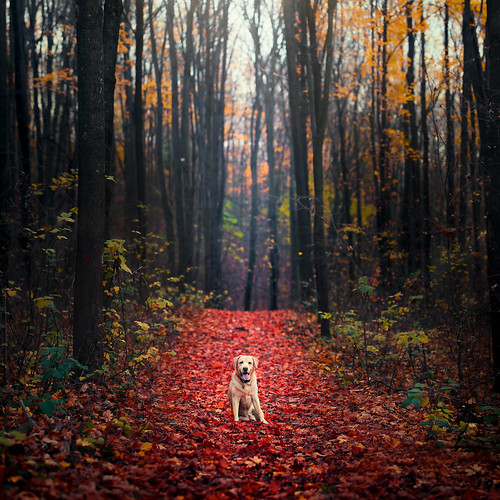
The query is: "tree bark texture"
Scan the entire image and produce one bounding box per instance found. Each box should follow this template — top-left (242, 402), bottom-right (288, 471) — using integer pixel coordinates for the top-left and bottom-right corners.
top-left (444, 2), bottom-right (456, 233)
top-left (283, 0), bottom-right (315, 307)
top-left (148, 0), bottom-right (175, 268)
top-left (103, 0), bottom-right (122, 239)
top-left (11, 0), bottom-right (32, 273)
top-left (304, 0), bottom-right (335, 339)
top-left (484, 0), bottom-right (500, 391)
top-left (376, 0), bottom-right (392, 284)
top-left (264, 34), bottom-right (280, 311)
top-left (74, 0), bottom-right (106, 372)
top-left (135, 0), bottom-right (146, 263)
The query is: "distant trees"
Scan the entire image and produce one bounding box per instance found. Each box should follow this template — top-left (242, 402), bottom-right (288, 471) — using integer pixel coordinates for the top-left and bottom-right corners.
top-left (243, 0), bottom-right (264, 312)
top-left (2, 0), bottom-right (499, 388)
top-left (283, 0), bottom-right (335, 336)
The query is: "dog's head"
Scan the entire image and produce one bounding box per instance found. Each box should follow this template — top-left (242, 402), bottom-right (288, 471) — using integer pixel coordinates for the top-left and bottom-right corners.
top-left (233, 355), bottom-right (258, 382)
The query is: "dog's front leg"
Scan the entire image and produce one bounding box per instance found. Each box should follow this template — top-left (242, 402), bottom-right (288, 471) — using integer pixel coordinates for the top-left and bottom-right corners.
top-left (231, 396), bottom-right (240, 422)
top-left (251, 396), bottom-right (268, 424)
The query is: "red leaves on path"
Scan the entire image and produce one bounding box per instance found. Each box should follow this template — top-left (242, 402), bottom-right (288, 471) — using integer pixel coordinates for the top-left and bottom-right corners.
top-left (3, 309), bottom-right (499, 498)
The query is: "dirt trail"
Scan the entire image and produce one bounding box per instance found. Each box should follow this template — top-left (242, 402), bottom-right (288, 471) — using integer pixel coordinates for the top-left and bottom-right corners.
top-left (4, 309), bottom-right (498, 499)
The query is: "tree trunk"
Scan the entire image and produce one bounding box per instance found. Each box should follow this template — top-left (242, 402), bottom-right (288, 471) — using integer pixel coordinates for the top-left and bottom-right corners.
top-left (283, 0), bottom-right (314, 307)
top-left (337, 98), bottom-right (354, 282)
top-left (123, 57), bottom-right (137, 247)
top-left (135, 0), bottom-right (146, 263)
top-left (0, 0), bottom-right (9, 385)
top-left (148, 0), bottom-right (175, 268)
top-left (420, 0), bottom-right (431, 286)
top-left (444, 1), bottom-right (456, 234)
top-left (11, 0), bottom-right (32, 279)
top-left (201, 0), bottom-right (229, 304)
top-left (459, 5), bottom-right (471, 248)
top-left (103, 0), bottom-right (122, 240)
top-left (401, 0), bottom-right (421, 275)
top-left (465, 4), bottom-right (486, 282)
top-left (264, 30), bottom-right (280, 311)
top-left (244, 100), bottom-right (262, 311)
top-left (167, 0), bottom-right (197, 279)
top-left (306, 0), bottom-right (335, 338)
top-left (243, 0), bottom-right (266, 311)
top-left (179, 0), bottom-right (198, 281)
top-left (73, 0), bottom-right (106, 373)
top-left (167, 0), bottom-right (184, 276)
top-left (483, 0), bottom-right (500, 392)
top-left (376, 0), bottom-right (392, 284)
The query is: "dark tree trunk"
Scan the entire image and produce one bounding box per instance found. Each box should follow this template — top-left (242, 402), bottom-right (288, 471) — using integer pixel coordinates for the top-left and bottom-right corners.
top-left (306, 0), bottom-right (335, 338)
top-left (244, 100), bottom-right (262, 311)
top-left (103, 0), bottom-right (122, 239)
top-left (420, 0), bottom-right (431, 285)
top-left (444, 2), bottom-right (456, 234)
top-left (353, 100), bottom-right (363, 255)
top-left (201, 0), bottom-right (229, 304)
top-left (337, 98), bottom-right (354, 282)
top-left (179, 0), bottom-right (198, 281)
top-left (283, 0), bottom-right (314, 307)
top-left (459, 3), bottom-right (471, 247)
top-left (167, 0), bottom-right (197, 279)
top-left (264, 32), bottom-right (280, 311)
top-left (401, 0), bottom-right (421, 275)
top-left (74, 0), bottom-right (106, 373)
top-left (244, 3), bottom-right (263, 312)
top-left (27, 0), bottom-right (42, 192)
top-left (135, 0), bottom-right (146, 262)
top-left (0, 0), bottom-right (9, 385)
top-left (465, 3), bottom-right (486, 281)
top-left (166, 0), bottom-right (184, 276)
top-left (11, 0), bottom-right (32, 276)
top-left (376, 0), bottom-right (392, 284)
top-left (148, 0), bottom-right (175, 268)
top-left (483, 0), bottom-right (500, 392)
top-left (123, 60), bottom-right (137, 246)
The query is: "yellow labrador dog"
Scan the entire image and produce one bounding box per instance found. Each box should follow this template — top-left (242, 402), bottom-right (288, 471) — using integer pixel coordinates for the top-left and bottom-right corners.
top-left (228, 355), bottom-right (268, 424)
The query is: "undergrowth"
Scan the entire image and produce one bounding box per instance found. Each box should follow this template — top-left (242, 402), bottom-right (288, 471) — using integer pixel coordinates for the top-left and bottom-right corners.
top-left (311, 275), bottom-right (500, 451)
top-left (0, 229), bottom-right (214, 435)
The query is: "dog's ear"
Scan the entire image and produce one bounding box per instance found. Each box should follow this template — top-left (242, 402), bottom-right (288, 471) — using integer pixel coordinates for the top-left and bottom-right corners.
top-left (232, 355), bottom-right (241, 370)
top-left (252, 356), bottom-right (259, 369)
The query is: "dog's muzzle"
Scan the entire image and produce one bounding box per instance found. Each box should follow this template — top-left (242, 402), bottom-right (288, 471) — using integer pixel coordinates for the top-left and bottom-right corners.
top-left (240, 372), bottom-right (251, 382)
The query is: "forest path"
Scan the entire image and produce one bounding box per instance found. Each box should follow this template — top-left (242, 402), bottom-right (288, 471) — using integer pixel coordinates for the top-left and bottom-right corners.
top-left (6, 310), bottom-right (498, 499)
top-left (119, 309), bottom-right (496, 499)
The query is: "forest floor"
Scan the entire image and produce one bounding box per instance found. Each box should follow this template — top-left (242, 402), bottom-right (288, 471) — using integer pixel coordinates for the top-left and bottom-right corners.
top-left (2, 309), bottom-right (499, 499)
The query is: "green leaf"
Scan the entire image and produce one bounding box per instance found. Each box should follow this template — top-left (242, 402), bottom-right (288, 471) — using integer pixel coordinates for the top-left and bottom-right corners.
top-left (0, 434), bottom-right (15, 446)
top-left (434, 419), bottom-right (450, 428)
top-left (40, 398), bottom-right (61, 416)
top-left (57, 211), bottom-right (76, 223)
top-left (9, 431), bottom-right (28, 441)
